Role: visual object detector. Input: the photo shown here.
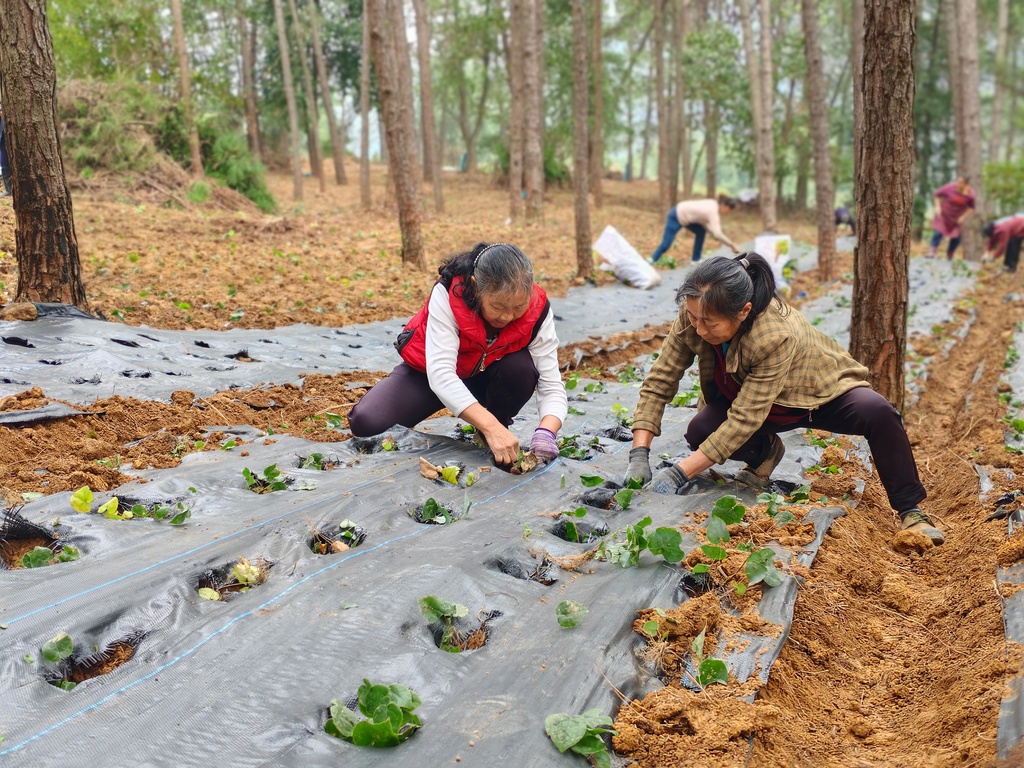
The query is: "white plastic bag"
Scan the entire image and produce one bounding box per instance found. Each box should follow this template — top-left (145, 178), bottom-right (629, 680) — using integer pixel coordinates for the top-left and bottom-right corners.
top-left (593, 225), bottom-right (662, 290)
top-left (753, 234), bottom-right (793, 296)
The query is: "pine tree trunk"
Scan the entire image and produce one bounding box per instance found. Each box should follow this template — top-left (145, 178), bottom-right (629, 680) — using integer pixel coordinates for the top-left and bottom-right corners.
top-left (523, 0), bottom-right (544, 221)
top-left (801, 0), bottom-right (835, 281)
top-left (676, 0), bottom-right (691, 199)
top-left (852, 0), bottom-right (864, 186)
top-left (387, 0), bottom-right (420, 186)
top-left (507, 0), bottom-right (526, 222)
top-left (1007, 43), bottom-right (1019, 163)
top-left (757, 0), bottom-right (777, 230)
top-left (0, 0), bottom-right (88, 309)
top-left (571, 0), bottom-right (592, 277)
top-left (988, 0), bottom-right (1008, 163)
top-left (654, 0), bottom-right (671, 209)
top-left (955, 0), bottom-right (983, 261)
top-left (171, 0), bottom-right (204, 177)
top-left (740, 0), bottom-right (773, 231)
top-left (850, 0), bottom-right (916, 411)
top-left (412, 0), bottom-right (443, 212)
top-left (366, 0), bottom-right (425, 269)
top-left (640, 77), bottom-right (653, 180)
top-left (288, 0), bottom-right (325, 193)
top-left (360, 6), bottom-right (372, 207)
top-left (589, 0), bottom-right (604, 208)
top-left (309, 0), bottom-right (347, 185)
top-left (705, 100), bottom-right (717, 197)
top-left (913, 5), bottom-right (942, 241)
top-left (238, 3), bottom-right (262, 160)
top-left (273, 0), bottom-right (304, 200)
top-left (942, 0), bottom-right (964, 172)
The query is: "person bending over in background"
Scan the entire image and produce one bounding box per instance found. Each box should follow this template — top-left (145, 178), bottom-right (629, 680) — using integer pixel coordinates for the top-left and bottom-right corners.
top-left (348, 242), bottom-right (567, 466)
top-left (926, 176), bottom-right (975, 260)
top-left (983, 216), bottom-right (1024, 274)
top-left (649, 194), bottom-right (740, 267)
top-left (624, 252), bottom-right (944, 545)
top-left (834, 206), bottom-right (855, 236)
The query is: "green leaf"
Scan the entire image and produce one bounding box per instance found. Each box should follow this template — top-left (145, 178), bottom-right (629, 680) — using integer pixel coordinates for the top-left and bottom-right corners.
top-left (774, 510), bottom-right (797, 527)
top-left (642, 620), bottom-right (661, 637)
top-left (545, 713), bottom-right (588, 752)
top-left (22, 546), bottom-right (56, 569)
top-left (418, 595), bottom-right (468, 624)
top-left (614, 488), bottom-right (634, 509)
top-left (625, 477), bottom-right (644, 490)
top-left (700, 544), bottom-right (728, 561)
top-left (339, 600), bottom-right (357, 609)
top-left (648, 527), bottom-right (684, 562)
top-left (789, 484), bottom-right (811, 503)
top-left (564, 520), bottom-right (580, 542)
top-left (97, 497), bottom-right (120, 519)
top-left (580, 474), bottom-right (604, 487)
top-left (41, 632), bottom-right (74, 663)
top-left (572, 732), bottom-right (610, 755)
top-left (697, 658), bottom-right (729, 686)
top-left (581, 709), bottom-right (615, 729)
top-left (692, 563), bottom-right (711, 574)
top-left (168, 509), bottom-right (191, 526)
top-left (198, 587), bottom-right (221, 601)
top-left (326, 700), bottom-right (360, 740)
top-left (745, 548), bottom-right (784, 587)
top-left (55, 546), bottom-right (80, 563)
top-left (706, 515), bottom-right (730, 544)
top-left (69, 486), bottom-right (93, 513)
top-left (691, 626), bottom-right (707, 661)
top-left (734, 582), bottom-right (747, 595)
top-left (555, 600), bottom-right (589, 628)
top-left (440, 465), bottom-right (461, 484)
top-left (711, 495), bottom-right (746, 524)
top-left (24, 654), bottom-right (34, 663)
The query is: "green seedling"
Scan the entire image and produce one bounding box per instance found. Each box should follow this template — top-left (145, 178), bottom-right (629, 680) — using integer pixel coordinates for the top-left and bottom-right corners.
top-left (616, 365), bottom-right (642, 384)
top-left (756, 491), bottom-right (796, 527)
top-left (95, 454), bottom-right (121, 469)
top-left (243, 464), bottom-right (288, 493)
top-left (197, 587), bottom-right (221, 601)
top-left (555, 600), bottom-right (589, 628)
top-left (564, 372), bottom-right (581, 390)
top-left (705, 495), bottom-right (746, 545)
top-left (567, 406), bottom-right (587, 416)
top-left (669, 383), bottom-right (701, 408)
top-left (545, 709), bottom-right (617, 768)
top-left (598, 516), bottom-right (685, 568)
top-left (302, 452), bottom-right (325, 470)
top-left (1003, 416), bottom-right (1024, 438)
top-left (129, 501), bottom-right (191, 525)
top-left (231, 557), bottom-right (262, 589)
top-left (584, 381), bottom-right (606, 394)
top-left (70, 486), bottom-right (94, 513)
top-left (610, 403), bottom-right (633, 427)
top-left (691, 626), bottom-right (729, 688)
top-left (743, 547), bottom-right (784, 588)
top-left (613, 480), bottom-right (642, 510)
top-left (580, 474), bottom-right (604, 487)
top-left (419, 595), bottom-right (470, 653)
top-left (325, 412), bottom-right (345, 429)
top-left (419, 498), bottom-right (455, 525)
top-left (381, 436), bottom-right (397, 451)
top-left (325, 679), bottom-right (423, 747)
top-left (21, 545), bottom-right (80, 569)
top-left (561, 507), bottom-right (589, 542)
top-left (789, 484), bottom-right (811, 503)
top-left (558, 434), bottom-right (590, 460)
top-left (41, 632), bottom-right (77, 690)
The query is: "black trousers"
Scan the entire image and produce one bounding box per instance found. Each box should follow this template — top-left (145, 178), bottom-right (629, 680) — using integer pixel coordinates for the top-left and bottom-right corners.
top-left (347, 348), bottom-right (539, 436)
top-left (1005, 236), bottom-right (1022, 273)
top-left (685, 386), bottom-right (926, 512)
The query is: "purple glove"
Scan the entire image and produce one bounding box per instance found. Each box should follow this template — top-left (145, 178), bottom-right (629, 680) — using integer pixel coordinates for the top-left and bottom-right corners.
top-left (531, 427), bottom-right (559, 462)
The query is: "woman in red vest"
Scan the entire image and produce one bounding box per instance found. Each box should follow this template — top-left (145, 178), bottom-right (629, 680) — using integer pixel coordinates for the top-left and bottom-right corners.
top-left (348, 242), bottom-right (567, 466)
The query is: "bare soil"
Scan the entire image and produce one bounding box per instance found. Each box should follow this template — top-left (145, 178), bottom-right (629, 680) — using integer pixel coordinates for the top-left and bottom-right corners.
top-left (1, 166), bottom-right (1022, 765)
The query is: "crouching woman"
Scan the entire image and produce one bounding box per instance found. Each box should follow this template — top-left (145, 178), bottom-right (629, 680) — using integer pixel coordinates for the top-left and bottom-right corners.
top-left (624, 252), bottom-right (943, 545)
top-left (347, 242), bottom-right (567, 466)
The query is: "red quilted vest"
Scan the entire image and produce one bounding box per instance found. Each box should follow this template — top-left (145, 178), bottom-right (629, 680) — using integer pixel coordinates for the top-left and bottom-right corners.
top-left (396, 276), bottom-right (549, 378)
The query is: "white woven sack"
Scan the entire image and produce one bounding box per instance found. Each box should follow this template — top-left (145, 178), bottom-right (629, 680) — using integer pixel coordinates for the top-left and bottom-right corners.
top-left (593, 225), bottom-right (662, 290)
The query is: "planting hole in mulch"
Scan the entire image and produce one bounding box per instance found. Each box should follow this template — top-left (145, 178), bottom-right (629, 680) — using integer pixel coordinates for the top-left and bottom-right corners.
top-left (557, 433), bottom-right (606, 462)
top-left (116, 496), bottom-right (192, 524)
top-left (494, 556), bottom-right (558, 585)
top-left (578, 486), bottom-right (620, 510)
top-left (310, 519), bottom-right (367, 555)
top-left (552, 516), bottom-right (609, 544)
top-left (409, 498), bottom-right (461, 525)
top-left (0, 508), bottom-right (77, 570)
top-left (45, 632), bottom-right (144, 691)
top-left (595, 424), bottom-right (633, 442)
top-left (295, 452), bottom-right (345, 471)
top-left (195, 557), bottom-right (272, 602)
top-left (427, 609), bottom-right (501, 652)
top-left (677, 569), bottom-right (717, 599)
top-left (350, 434), bottom-right (399, 454)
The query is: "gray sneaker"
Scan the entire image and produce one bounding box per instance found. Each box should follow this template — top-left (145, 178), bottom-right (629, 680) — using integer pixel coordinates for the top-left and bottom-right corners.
top-left (735, 436), bottom-right (785, 490)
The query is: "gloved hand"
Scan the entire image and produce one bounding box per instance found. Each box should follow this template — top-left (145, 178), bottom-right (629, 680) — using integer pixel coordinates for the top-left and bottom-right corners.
top-left (650, 464), bottom-right (695, 495)
top-left (530, 427), bottom-right (559, 462)
top-left (625, 446), bottom-right (653, 485)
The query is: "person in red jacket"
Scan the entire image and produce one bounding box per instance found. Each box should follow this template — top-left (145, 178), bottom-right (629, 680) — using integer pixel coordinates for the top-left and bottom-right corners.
top-left (983, 216), bottom-right (1024, 273)
top-left (348, 242), bottom-right (568, 466)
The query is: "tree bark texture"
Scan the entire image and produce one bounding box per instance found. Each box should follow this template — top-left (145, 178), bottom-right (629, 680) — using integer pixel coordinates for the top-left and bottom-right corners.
top-left (850, 0), bottom-right (916, 411)
top-left (852, 0), bottom-right (864, 187)
top-left (942, 0), bottom-right (964, 172)
top-left (238, 4), bottom-right (262, 160)
top-left (675, 0), bottom-right (691, 199)
top-left (288, 0), bottom-right (325, 193)
top-left (589, 0), bottom-right (603, 208)
top-left (507, 0), bottom-right (526, 222)
top-left (739, 0), bottom-right (773, 231)
top-left (273, 0), bottom-right (304, 201)
top-left (756, 0), bottom-right (777, 230)
top-left (571, 0), bottom-right (592, 277)
top-left (360, 7), bottom-right (372, 207)
top-left (800, 0), bottom-right (835, 281)
top-left (366, 0), bottom-right (425, 269)
top-left (988, 0), bottom-right (1008, 164)
top-left (171, 0), bottom-right (204, 177)
top-left (308, 0), bottom-right (347, 185)
top-left (411, 0), bottom-right (443, 212)
top-left (523, 0), bottom-right (544, 221)
top-left (387, 0), bottom-right (421, 185)
top-left (654, 0), bottom-right (671, 209)
top-left (954, 0), bottom-right (983, 261)
top-left (0, 0), bottom-right (88, 308)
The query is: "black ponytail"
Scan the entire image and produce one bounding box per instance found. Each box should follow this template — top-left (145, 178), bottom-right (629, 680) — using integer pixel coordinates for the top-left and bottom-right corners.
top-left (677, 252), bottom-right (785, 338)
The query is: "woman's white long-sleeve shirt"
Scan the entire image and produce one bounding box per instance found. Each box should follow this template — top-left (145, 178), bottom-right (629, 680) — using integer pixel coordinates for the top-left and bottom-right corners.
top-left (423, 283), bottom-right (568, 423)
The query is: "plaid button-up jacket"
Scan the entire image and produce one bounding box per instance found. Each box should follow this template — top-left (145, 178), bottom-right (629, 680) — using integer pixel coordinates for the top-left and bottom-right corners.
top-left (632, 299), bottom-right (870, 464)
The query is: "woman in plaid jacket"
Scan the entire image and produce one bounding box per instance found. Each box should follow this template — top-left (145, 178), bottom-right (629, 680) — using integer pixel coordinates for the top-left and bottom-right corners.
top-left (625, 252), bottom-right (943, 545)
